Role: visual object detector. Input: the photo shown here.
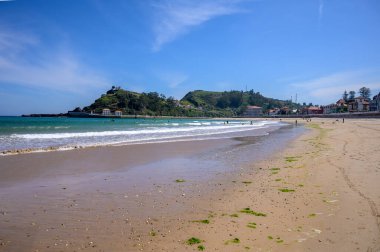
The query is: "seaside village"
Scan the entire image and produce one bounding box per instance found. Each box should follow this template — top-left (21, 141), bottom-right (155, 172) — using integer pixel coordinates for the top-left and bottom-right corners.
top-left (265, 91), bottom-right (380, 116)
top-left (239, 87), bottom-right (380, 117)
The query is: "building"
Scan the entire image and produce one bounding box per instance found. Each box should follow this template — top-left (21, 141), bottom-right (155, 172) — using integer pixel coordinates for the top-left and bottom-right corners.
top-left (244, 106), bottom-right (262, 117)
top-left (322, 104), bottom-right (337, 114)
top-left (348, 97), bottom-right (370, 112)
top-left (335, 99), bottom-right (347, 112)
top-left (268, 108), bottom-right (279, 116)
top-left (336, 99), bottom-right (346, 107)
top-left (370, 92), bottom-right (380, 111)
top-left (302, 106), bottom-right (323, 115)
top-left (102, 108), bottom-right (111, 116)
top-left (279, 106), bottom-right (290, 115)
top-left (114, 110), bottom-right (122, 116)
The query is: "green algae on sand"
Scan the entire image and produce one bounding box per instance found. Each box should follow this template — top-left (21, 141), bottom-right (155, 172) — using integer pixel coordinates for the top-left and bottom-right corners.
top-left (192, 219), bottom-right (210, 224)
top-left (247, 222), bottom-right (257, 229)
top-left (285, 156), bottom-right (299, 162)
top-left (197, 245), bottom-right (205, 251)
top-left (187, 237), bottom-right (202, 245)
top-left (240, 208), bottom-right (266, 216)
top-left (278, 188), bottom-right (295, 192)
top-left (225, 238), bottom-right (240, 244)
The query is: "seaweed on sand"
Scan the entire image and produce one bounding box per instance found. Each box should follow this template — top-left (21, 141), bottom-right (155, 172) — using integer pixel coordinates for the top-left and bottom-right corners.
top-left (187, 237), bottom-right (202, 245)
top-left (247, 222), bottom-right (257, 229)
top-left (225, 238), bottom-right (240, 244)
top-left (197, 245), bottom-right (205, 251)
top-left (285, 156), bottom-right (299, 162)
top-left (240, 208), bottom-right (266, 216)
top-left (278, 188), bottom-right (295, 192)
top-left (192, 219), bottom-right (210, 224)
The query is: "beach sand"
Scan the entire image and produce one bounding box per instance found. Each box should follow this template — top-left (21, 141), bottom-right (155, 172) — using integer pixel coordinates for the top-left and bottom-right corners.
top-left (0, 118), bottom-right (379, 251)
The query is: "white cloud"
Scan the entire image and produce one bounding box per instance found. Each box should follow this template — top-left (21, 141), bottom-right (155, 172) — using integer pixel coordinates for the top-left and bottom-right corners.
top-left (289, 69), bottom-right (380, 104)
top-left (291, 70), bottom-right (367, 89)
top-left (156, 71), bottom-right (188, 88)
top-left (0, 29), bottom-right (109, 93)
top-left (0, 31), bottom-right (38, 53)
top-left (151, 0), bottom-right (247, 51)
top-left (318, 0), bottom-right (324, 22)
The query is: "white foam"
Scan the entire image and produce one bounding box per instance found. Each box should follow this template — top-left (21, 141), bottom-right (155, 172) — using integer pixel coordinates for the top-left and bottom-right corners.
top-left (1, 120), bottom-right (284, 153)
top-left (11, 121), bottom-right (280, 140)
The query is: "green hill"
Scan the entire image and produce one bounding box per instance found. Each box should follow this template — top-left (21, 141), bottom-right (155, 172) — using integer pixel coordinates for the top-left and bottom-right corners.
top-left (79, 86), bottom-right (297, 117)
top-left (181, 89), bottom-right (294, 114)
top-left (82, 86), bottom-right (184, 116)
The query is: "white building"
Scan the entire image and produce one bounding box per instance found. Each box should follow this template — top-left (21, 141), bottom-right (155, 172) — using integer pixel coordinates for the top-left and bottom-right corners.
top-left (348, 97), bottom-right (369, 112)
top-left (114, 110), bottom-right (122, 116)
top-left (244, 106), bottom-right (263, 117)
top-left (102, 108), bottom-right (111, 116)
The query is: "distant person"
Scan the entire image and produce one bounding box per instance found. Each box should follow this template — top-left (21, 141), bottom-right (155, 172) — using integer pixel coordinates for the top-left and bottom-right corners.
top-left (343, 118), bottom-right (345, 123)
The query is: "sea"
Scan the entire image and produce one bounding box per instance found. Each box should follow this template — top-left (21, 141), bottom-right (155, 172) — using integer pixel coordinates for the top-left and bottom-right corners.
top-left (0, 116), bottom-right (285, 154)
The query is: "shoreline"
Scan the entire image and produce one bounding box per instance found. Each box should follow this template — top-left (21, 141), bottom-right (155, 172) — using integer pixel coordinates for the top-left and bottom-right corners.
top-left (0, 123), bottom-right (300, 187)
top-left (16, 110), bottom-right (380, 119)
top-left (0, 119), bottom-right (284, 156)
top-left (1, 119), bottom-right (379, 251)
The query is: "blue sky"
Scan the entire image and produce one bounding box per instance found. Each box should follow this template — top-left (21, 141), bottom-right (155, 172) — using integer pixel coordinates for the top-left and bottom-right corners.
top-left (0, 0), bottom-right (379, 115)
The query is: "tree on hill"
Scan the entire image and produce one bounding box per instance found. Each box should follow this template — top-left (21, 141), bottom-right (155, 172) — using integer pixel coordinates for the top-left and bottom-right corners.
top-left (359, 86), bottom-right (371, 99)
top-left (181, 89), bottom-right (297, 115)
top-left (342, 90), bottom-right (348, 102)
top-left (348, 91), bottom-right (356, 100)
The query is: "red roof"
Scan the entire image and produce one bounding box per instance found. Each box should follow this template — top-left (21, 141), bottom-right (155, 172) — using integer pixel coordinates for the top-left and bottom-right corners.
top-left (336, 99), bottom-right (346, 104)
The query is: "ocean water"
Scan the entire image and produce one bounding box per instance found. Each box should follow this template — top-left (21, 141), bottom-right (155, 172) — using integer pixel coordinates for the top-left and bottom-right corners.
top-left (0, 117), bottom-right (285, 153)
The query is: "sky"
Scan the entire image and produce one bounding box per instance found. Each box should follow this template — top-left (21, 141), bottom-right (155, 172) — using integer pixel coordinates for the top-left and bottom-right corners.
top-left (0, 0), bottom-right (379, 115)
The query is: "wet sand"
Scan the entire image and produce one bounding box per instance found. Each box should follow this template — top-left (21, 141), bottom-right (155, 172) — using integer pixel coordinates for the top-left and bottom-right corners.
top-left (0, 124), bottom-right (301, 251)
top-left (1, 119), bottom-right (379, 251)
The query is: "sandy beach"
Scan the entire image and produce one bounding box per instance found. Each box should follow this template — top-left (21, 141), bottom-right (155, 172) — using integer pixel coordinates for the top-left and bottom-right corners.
top-left (0, 118), bottom-right (379, 251)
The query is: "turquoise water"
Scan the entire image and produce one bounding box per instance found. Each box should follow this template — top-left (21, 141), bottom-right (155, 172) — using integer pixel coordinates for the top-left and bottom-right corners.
top-left (0, 116), bottom-right (283, 153)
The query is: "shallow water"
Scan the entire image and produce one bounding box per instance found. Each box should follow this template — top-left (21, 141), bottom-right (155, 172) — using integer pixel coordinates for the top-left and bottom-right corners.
top-left (0, 117), bottom-right (284, 152)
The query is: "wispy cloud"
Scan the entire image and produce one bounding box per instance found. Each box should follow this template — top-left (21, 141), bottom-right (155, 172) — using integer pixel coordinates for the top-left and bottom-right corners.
top-left (289, 69), bottom-right (380, 104)
top-left (156, 71), bottom-right (188, 88)
top-left (318, 0), bottom-right (324, 22)
top-left (151, 0), bottom-right (247, 51)
top-left (0, 29), bottom-right (109, 93)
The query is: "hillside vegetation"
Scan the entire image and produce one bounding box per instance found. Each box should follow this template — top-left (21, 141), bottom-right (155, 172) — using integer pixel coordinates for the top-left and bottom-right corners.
top-left (181, 90), bottom-right (293, 114)
top-left (80, 87), bottom-right (296, 117)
